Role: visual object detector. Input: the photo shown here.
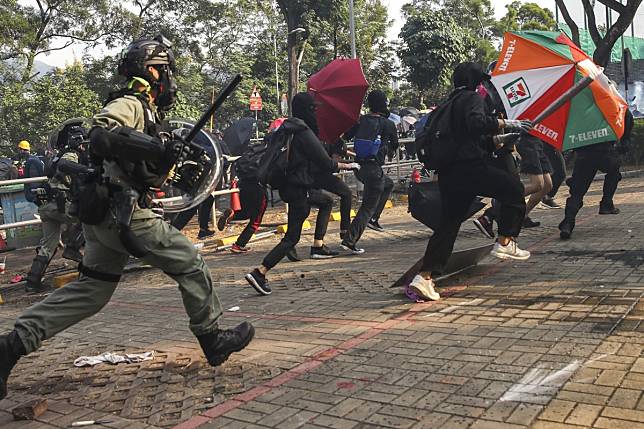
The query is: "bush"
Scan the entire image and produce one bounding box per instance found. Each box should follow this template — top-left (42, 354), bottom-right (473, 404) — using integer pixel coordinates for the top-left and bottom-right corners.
top-left (625, 118), bottom-right (644, 166)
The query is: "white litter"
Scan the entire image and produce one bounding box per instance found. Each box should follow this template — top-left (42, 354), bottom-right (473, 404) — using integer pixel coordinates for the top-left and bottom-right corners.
top-left (227, 306), bottom-right (241, 312)
top-left (74, 351), bottom-right (154, 367)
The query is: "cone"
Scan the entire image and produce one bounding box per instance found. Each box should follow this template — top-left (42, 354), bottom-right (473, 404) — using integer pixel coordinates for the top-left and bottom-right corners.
top-left (230, 179), bottom-right (241, 212)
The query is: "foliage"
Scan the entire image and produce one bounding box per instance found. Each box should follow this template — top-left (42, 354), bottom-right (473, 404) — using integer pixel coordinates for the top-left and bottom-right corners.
top-left (497, 1), bottom-right (556, 33)
top-left (0, 62), bottom-right (101, 155)
top-left (399, 6), bottom-right (476, 102)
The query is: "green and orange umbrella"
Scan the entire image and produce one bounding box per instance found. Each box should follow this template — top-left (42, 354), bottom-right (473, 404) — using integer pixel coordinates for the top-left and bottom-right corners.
top-left (491, 31), bottom-right (628, 151)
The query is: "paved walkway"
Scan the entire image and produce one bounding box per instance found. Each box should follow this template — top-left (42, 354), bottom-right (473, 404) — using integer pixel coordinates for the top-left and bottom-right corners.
top-left (1, 177), bottom-right (643, 429)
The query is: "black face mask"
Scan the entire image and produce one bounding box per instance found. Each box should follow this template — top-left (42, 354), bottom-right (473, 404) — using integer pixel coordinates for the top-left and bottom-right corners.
top-left (292, 92), bottom-right (319, 135)
top-left (154, 66), bottom-right (178, 112)
top-left (18, 151), bottom-right (29, 161)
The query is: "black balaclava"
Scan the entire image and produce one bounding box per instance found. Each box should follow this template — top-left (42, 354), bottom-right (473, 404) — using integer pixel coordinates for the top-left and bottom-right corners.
top-left (453, 62), bottom-right (491, 91)
top-left (367, 90), bottom-right (389, 116)
top-left (292, 92), bottom-right (319, 135)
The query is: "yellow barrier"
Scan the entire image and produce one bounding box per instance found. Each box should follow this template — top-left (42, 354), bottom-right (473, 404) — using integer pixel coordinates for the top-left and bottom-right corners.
top-left (53, 272), bottom-right (78, 289)
top-left (330, 210), bottom-right (357, 221)
top-left (277, 220), bottom-right (311, 234)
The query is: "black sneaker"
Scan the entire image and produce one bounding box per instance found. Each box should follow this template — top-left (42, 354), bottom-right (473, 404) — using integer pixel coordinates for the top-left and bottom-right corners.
top-left (523, 217), bottom-right (541, 228)
top-left (286, 248), bottom-right (301, 262)
top-left (341, 240), bottom-right (365, 255)
top-left (0, 331), bottom-right (25, 400)
top-left (198, 229), bottom-right (216, 240)
top-left (542, 198), bottom-right (561, 209)
top-left (310, 244), bottom-right (339, 259)
top-left (25, 280), bottom-right (48, 294)
top-left (473, 215), bottom-right (495, 239)
top-left (367, 219), bottom-right (385, 232)
top-left (245, 269), bottom-right (271, 295)
top-left (599, 206), bottom-right (620, 215)
top-left (559, 219), bottom-right (574, 240)
top-left (217, 208), bottom-right (234, 231)
top-left (196, 322), bottom-right (255, 367)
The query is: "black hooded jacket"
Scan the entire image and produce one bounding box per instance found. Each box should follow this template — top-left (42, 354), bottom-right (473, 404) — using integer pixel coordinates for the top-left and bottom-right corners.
top-left (449, 63), bottom-right (500, 163)
top-left (280, 117), bottom-right (337, 188)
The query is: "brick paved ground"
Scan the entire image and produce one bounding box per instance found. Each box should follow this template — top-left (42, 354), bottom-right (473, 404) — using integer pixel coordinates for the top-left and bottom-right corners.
top-left (1, 177), bottom-right (643, 429)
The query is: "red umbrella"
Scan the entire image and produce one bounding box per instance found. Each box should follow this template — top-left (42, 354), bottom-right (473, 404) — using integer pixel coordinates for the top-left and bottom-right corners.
top-left (307, 58), bottom-right (369, 144)
top-left (268, 117), bottom-right (287, 132)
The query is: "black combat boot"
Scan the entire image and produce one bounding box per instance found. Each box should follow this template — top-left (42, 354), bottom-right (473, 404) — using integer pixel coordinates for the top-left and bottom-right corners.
top-left (197, 322), bottom-right (255, 367)
top-left (0, 331), bottom-right (26, 400)
top-left (559, 218), bottom-right (575, 240)
top-left (25, 255), bottom-right (49, 293)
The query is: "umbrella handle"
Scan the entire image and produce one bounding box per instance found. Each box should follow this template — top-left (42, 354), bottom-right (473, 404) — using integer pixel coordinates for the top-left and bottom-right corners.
top-left (532, 76), bottom-right (593, 125)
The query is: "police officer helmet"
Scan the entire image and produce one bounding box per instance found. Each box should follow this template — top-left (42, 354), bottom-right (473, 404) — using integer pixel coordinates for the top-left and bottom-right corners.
top-left (117, 34), bottom-right (177, 110)
top-left (48, 118), bottom-right (90, 151)
top-left (117, 34), bottom-right (176, 78)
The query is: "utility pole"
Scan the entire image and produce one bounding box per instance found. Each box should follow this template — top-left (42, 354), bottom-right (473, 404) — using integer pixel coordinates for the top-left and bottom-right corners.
top-left (348, 0), bottom-right (357, 58)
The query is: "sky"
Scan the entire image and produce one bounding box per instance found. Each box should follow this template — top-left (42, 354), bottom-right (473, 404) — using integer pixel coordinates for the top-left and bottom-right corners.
top-left (40, 0), bottom-right (643, 67)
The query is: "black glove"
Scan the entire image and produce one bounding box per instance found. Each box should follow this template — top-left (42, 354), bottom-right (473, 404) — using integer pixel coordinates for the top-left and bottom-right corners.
top-left (160, 139), bottom-right (187, 173)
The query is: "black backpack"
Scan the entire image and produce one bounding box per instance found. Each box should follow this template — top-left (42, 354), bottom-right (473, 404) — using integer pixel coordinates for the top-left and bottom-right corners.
top-left (256, 128), bottom-right (294, 189)
top-left (236, 142), bottom-right (268, 181)
top-left (416, 90), bottom-right (466, 172)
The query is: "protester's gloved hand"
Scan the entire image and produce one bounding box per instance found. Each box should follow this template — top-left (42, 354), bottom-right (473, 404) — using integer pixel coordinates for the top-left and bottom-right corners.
top-left (347, 162), bottom-right (361, 170)
top-left (503, 119), bottom-right (533, 132)
top-left (493, 133), bottom-right (521, 148)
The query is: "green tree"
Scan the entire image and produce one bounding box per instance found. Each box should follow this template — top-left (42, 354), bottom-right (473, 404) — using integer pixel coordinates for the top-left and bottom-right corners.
top-left (0, 62), bottom-right (101, 154)
top-left (399, 7), bottom-right (476, 104)
top-left (497, 1), bottom-right (556, 33)
top-left (555, 0), bottom-right (643, 67)
top-left (2, 0), bottom-right (127, 83)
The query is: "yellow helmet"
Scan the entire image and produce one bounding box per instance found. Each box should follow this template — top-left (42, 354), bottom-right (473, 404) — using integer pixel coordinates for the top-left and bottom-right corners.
top-left (18, 140), bottom-right (30, 151)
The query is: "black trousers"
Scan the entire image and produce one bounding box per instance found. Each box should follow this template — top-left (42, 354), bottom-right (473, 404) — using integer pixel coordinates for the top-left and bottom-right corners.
top-left (544, 144), bottom-right (566, 199)
top-left (314, 173), bottom-right (353, 232)
top-left (483, 150), bottom-right (520, 222)
top-left (345, 163), bottom-right (394, 245)
top-left (171, 195), bottom-right (215, 231)
top-left (236, 181), bottom-right (268, 247)
top-left (564, 148), bottom-right (621, 222)
top-left (262, 187), bottom-right (333, 269)
top-left (422, 160), bottom-right (525, 275)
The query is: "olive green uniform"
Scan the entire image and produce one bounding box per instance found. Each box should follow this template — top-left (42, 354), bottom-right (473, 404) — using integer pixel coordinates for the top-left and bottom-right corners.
top-left (34, 151), bottom-right (82, 261)
top-left (15, 95), bottom-right (223, 354)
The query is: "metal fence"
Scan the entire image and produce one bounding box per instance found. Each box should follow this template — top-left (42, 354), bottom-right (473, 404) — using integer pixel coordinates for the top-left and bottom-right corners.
top-left (0, 176), bottom-right (239, 231)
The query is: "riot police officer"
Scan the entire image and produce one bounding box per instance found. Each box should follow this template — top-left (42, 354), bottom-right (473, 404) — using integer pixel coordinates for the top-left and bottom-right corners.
top-left (24, 118), bottom-right (88, 293)
top-left (0, 35), bottom-right (254, 400)
top-left (559, 110), bottom-right (633, 240)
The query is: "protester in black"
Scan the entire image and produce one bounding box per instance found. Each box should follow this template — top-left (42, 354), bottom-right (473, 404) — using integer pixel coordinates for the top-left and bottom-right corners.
top-left (340, 90), bottom-right (398, 254)
top-left (542, 144), bottom-right (566, 208)
top-left (171, 195), bottom-right (216, 239)
top-left (313, 139), bottom-right (353, 240)
top-left (244, 92), bottom-right (357, 295)
top-left (558, 110), bottom-right (632, 239)
top-left (410, 62), bottom-right (531, 302)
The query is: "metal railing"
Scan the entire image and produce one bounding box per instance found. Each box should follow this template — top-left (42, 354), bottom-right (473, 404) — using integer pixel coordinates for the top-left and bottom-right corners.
top-left (0, 176), bottom-right (239, 231)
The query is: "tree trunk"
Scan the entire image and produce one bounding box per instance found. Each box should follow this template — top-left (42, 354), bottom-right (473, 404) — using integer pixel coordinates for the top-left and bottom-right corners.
top-left (287, 30), bottom-right (298, 115)
top-left (555, 0), bottom-right (580, 47)
top-left (21, 51), bottom-right (37, 84)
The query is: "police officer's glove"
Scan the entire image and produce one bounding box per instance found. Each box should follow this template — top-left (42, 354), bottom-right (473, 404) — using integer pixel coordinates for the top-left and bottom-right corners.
top-left (160, 139), bottom-right (187, 173)
top-left (503, 119), bottom-right (533, 132)
top-left (493, 133), bottom-right (521, 148)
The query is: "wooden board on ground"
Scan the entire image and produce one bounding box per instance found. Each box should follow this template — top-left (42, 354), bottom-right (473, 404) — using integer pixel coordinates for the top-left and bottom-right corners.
top-left (391, 243), bottom-right (494, 288)
top-left (12, 399), bottom-right (48, 420)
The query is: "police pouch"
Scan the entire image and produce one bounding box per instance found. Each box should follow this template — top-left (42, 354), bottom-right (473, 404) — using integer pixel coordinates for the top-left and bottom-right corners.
top-left (112, 189), bottom-right (148, 258)
top-left (77, 180), bottom-right (110, 225)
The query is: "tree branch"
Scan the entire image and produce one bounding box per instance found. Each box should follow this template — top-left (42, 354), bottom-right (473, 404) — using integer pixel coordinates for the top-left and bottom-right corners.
top-left (555, 0), bottom-right (580, 46)
top-left (596, 0), bottom-right (627, 14)
top-left (581, 0), bottom-right (602, 45)
top-left (35, 40), bottom-right (74, 55)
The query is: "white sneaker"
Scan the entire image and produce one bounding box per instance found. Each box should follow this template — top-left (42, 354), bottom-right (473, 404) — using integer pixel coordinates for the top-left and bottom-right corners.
top-left (408, 275), bottom-right (440, 301)
top-left (490, 240), bottom-right (530, 261)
